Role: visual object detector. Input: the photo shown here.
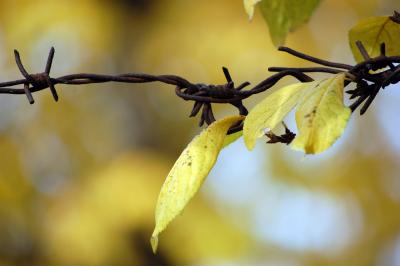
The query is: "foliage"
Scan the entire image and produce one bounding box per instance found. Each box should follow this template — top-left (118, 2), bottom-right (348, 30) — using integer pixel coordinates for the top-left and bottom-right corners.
top-left (0, 1), bottom-right (400, 265)
top-left (349, 12), bottom-right (400, 62)
top-left (150, 9), bottom-right (400, 251)
top-left (290, 74), bottom-right (350, 154)
top-left (243, 74), bottom-right (350, 154)
top-left (244, 0), bottom-right (321, 46)
top-left (243, 82), bottom-right (312, 150)
top-left (151, 116), bottom-right (244, 252)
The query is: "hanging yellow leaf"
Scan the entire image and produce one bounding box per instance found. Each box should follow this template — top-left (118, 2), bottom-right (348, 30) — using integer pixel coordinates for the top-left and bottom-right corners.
top-left (151, 115), bottom-right (244, 253)
top-left (243, 82), bottom-right (312, 150)
top-left (291, 74), bottom-right (350, 154)
top-left (349, 15), bottom-right (400, 62)
top-left (258, 0), bottom-right (321, 46)
top-left (243, 0), bottom-right (262, 20)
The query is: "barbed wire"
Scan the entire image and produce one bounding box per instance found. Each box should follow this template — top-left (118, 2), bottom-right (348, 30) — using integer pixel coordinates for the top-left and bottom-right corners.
top-left (1, 39), bottom-right (400, 142)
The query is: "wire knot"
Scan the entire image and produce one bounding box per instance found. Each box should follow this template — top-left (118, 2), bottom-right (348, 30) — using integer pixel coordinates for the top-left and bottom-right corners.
top-left (29, 73), bottom-right (51, 89)
top-left (14, 47), bottom-right (58, 104)
top-left (175, 67), bottom-right (250, 131)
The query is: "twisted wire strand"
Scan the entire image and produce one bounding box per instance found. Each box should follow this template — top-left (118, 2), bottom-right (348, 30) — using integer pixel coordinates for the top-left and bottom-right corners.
top-left (1, 42), bottom-right (400, 138)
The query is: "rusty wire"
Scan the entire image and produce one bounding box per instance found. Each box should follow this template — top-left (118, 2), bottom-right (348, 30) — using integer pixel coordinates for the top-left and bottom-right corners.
top-left (1, 38), bottom-right (400, 141)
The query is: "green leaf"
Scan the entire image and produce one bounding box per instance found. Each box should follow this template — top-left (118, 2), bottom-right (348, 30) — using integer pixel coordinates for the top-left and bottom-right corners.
top-left (349, 16), bottom-right (400, 62)
top-left (243, 82), bottom-right (311, 150)
top-left (290, 74), bottom-right (351, 154)
top-left (258, 0), bottom-right (321, 46)
top-left (150, 115), bottom-right (244, 253)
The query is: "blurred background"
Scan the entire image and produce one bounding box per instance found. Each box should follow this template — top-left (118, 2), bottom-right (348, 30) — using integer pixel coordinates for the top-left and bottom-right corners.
top-left (0, 0), bottom-right (399, 265)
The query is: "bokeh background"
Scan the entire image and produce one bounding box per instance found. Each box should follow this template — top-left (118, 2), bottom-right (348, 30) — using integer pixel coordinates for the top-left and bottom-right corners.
top-left (0, 0), bottom-right (399, 265)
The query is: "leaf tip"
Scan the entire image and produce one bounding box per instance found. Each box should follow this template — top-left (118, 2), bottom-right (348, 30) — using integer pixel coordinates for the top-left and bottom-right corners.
top-left (245, 7), bottom-right (255, 20)
top-left (243, 121), bottom-right (258, 151)
top-left (243, 137), bottom-right (256, 151)
top-left (271, 37), bottom-right (285, 48)
top-left (150, 235), bottom-right (159, 254)
top-left (244, 0), bottom-right (262, 21)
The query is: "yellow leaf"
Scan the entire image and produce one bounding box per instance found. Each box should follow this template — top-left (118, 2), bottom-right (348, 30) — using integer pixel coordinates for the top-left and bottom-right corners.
top-left (290, 74), bottom-right (351, 154)
top-left (349, 16), bottom-right (400, 62)
top-left (151, 115), bottom-right (244, 253)
top-left (243, 82), bottom-right (311, 150)
top-left (243, 0), bottom-right (262, 20)
top-left (258, 0), bottom-right (321, 46)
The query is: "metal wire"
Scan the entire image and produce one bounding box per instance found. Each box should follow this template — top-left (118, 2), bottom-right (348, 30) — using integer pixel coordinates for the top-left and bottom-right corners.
top-left (1, 40), bottom-right (400, 140)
